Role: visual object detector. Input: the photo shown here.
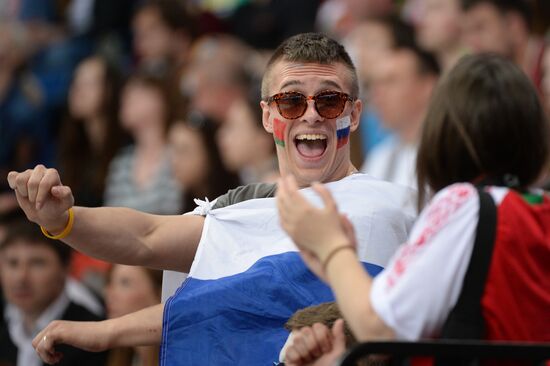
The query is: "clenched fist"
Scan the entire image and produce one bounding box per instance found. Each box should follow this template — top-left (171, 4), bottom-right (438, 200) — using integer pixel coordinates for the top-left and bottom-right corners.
top-left (7, 165), bottom-right (74, 234)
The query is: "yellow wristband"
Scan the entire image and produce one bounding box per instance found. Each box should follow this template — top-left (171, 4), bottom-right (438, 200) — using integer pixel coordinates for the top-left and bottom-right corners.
top-left (40, 208), bottom-right (74, 240)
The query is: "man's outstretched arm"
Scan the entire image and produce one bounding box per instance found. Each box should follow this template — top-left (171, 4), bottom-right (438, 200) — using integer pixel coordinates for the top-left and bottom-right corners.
top-left (7, 165), bottom-right (204, 272)
top-left (33, 303), bottom-right (165, 364)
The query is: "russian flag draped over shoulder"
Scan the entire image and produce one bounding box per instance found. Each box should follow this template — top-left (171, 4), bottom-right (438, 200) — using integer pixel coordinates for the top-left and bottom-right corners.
top-left (160, 173), bottom-right (417, 365)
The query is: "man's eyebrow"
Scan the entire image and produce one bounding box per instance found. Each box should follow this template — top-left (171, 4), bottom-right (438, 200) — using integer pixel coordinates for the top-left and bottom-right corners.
top-left (280, 80), bottom-right (302, 90)
top-left (279, 79), bottom-right (343, 92)
top-left (319, 80), bottom-right (343, 91)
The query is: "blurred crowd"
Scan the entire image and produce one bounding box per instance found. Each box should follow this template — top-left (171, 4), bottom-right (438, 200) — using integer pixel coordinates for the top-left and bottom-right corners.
top-left (0, 0), bottom-right (549, 365)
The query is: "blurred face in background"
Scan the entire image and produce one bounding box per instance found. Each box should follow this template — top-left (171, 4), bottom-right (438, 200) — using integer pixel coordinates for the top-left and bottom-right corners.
top-left (132, 6), bottom-right (174, 64)
top-left (217, 99), bottom-right (272, 171)
top-left (370, 50), bottom-right (430, 132)
top-left (69, 58), bottom-right (106, 120)
top-left (345, 20), bottom-right (393, 91)
top-left (119, 81), bottom-right (166, 134)
top-left (168, 123), bottom-right (209, 189)
top-left (462, 2), bottom-right (512, 56)
top-left (416, 0), bottom-right (463, 52)
top-left (105, 265), bottom-right (159, 319)
top-left (1, 241), bottom-right (66, 317)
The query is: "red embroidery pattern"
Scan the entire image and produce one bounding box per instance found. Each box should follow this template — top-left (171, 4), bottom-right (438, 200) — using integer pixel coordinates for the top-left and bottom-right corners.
top-left (386, 184), bottom-right (475, 289)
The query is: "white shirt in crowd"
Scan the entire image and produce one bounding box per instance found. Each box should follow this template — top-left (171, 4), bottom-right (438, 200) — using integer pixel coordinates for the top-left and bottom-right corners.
top-left (361, 137), bottom-right (417, 190)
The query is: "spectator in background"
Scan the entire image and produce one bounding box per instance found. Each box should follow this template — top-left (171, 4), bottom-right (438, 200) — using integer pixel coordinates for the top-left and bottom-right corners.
top-left (316, 0), bottom-right (395, 39)
top-left (104, 71), bottom-right (181, 215)
top-left (168, 115), bottom-right (240, 212)
top-left (131, 0), bottom-right (197, 77)
top-left (344, 16), bottom-right (417, 162)
top-left (0, 220), bottom-right (107, 366)
top-left (182, 34), bottom-right (256, 124)
top-left (59, 56), bottom-right (126, 208)
top-left (410, 0), bottom-right (467, 72)
top-left (217, 91), bottom-right (278, 185)
top-left (361, 36), bottom-right (440, 188)
top-left (228, 0), bottom-right (320, 50)
top-left (461, 0), bottom-right (547, 93)
top-left (0, 0), bottom-right (92, 194)
top-left (59, 56), bottom-right (127, 294)
top-left (105, 265), bottom-right (162, 366)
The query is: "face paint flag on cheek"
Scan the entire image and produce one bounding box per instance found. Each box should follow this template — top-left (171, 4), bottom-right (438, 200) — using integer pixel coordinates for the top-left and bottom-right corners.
top-left (336, 116), bottom-right (351, 149)
top-left (273, 118), bottom-right (287, 147)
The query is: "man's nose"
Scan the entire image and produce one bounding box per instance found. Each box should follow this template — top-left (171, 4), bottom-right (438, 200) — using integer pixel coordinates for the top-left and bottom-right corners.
top-left (301, 99), bottom-right (322, 124)
top-left (11, 264), bottom-right (30, 283)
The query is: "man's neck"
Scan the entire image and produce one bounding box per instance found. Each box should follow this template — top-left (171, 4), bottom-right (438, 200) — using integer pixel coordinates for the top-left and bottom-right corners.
top-left (398, 115), bottom-right (423, 145)
top-left (22, 313), bottom-right (40, 335)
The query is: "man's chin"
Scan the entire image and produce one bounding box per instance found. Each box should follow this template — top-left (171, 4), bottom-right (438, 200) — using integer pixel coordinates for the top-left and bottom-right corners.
top-left (291, 169), bottom-right (327, 187)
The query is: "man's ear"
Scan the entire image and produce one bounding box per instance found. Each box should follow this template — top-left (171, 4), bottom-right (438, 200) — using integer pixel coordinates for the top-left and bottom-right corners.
top-left (350, 99), bottom-right (362, 132)
top-left (261, 100), bottom-right (273, 133)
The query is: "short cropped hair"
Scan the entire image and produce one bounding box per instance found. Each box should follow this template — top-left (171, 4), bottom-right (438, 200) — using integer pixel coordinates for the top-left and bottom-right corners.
top-left (461, 0), bottom-right (532, 28)
top-left (0, 219), bottom-right (72, 267)
top-left (416, 54), bottom-right (549, 206)
top-left (261, 33), bottom-right (359, 99)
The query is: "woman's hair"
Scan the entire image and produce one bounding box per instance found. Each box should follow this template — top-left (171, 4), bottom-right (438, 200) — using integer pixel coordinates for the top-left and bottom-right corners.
top-left (180, 113), bottom-right (241, 211)
top-left (123, 69), bottom-right (178, 135)
top-left (416, 53), bottom-right (549, 207)
top-left (59, 56), bottom-right (125, 206)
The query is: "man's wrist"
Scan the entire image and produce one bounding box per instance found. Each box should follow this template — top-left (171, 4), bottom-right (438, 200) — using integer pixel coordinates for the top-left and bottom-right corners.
top-left (42, 210), bottom-right (71, 236)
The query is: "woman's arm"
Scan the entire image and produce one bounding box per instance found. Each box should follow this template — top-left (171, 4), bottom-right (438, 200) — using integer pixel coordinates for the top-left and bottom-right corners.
top-left (277, 175), bottom-right (394, 341)
top-left (33, 303), bottom-right (164, 364)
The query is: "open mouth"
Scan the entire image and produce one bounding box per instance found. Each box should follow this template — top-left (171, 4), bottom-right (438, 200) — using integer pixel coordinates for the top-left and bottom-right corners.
top-left (294, 134), bottom-right (328, 159)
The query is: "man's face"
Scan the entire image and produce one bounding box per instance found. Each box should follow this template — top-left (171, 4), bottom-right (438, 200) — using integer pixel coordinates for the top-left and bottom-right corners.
top-left (132, 8), bottom-right (174, 64)
top-left (416, 0), bottom-right (462, 52)
top-left (370, 50), bottom-right (429, 131)
top-left (462, 3), bottom-right (512, 56)
top-left (261, 61), bottom-right (362, 187)
top-left (0, 241), bottom-right (66, 317)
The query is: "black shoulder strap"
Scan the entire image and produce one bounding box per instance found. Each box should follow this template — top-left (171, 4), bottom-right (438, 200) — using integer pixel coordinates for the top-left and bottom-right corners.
top-left (434, 189), bottom-right (497, 366)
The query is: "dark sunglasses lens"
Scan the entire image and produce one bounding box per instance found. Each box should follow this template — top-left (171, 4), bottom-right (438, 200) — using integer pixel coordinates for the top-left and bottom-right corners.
top-left (277, 94), bottom-right (307, 119)
top-left (315, 93), bottom-right (346, 119)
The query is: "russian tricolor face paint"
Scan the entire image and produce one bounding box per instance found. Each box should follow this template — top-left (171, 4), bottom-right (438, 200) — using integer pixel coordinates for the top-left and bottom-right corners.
top-left (336, 116), bottom-right (351, 149)
top-left (273, 118), bottom-right (287, 147)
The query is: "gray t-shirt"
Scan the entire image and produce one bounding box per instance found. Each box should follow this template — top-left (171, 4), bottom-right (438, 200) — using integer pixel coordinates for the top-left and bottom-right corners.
top-left (211, 182), bottom-right (277, 210)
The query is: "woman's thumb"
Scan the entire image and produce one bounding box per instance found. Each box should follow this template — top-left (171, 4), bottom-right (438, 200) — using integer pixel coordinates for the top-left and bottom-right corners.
top-left (331, 319), bottom-right (347, 350)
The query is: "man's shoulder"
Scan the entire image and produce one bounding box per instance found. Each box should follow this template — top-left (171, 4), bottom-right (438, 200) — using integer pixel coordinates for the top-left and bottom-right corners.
top-left (212, 182), bottom-right (278, 210)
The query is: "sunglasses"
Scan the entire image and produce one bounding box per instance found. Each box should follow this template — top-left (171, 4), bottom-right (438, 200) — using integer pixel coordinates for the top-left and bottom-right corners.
top-left (265, 90), bottom-right (355, 120)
